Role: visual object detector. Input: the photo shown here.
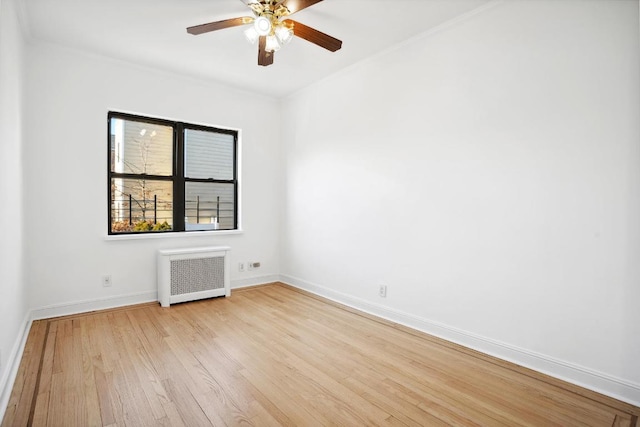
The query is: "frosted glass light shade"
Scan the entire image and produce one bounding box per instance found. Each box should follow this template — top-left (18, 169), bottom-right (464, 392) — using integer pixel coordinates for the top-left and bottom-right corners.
top-left (275, 25), bottom-right (293, 44)
top-left (244, 27), bottom-right (259, 44)
top-left (265, 35), bottom-right (281, 52)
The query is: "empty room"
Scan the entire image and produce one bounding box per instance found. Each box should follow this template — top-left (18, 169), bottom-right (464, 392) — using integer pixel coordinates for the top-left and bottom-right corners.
top-left (0, 0), bottom-right (638, 425)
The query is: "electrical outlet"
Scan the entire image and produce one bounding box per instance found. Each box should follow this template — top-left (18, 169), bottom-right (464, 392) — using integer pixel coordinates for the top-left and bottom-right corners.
top-left (102, 275), bottom-right (112, 287)
top-left (239, 262), bottom-right (245, 272)
top-left (379, 285), bottom-right (387, 298)
top-left (248, 262), bottom-right (261, 271)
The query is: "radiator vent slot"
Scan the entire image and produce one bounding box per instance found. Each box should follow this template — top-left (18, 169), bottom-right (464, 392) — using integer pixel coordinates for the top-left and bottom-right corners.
top-left (158, 246), bottom-right (230, 307)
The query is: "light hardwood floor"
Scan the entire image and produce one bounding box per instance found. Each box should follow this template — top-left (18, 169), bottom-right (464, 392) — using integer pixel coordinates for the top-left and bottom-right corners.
top-left (2, 283), bottom-right (638, 426)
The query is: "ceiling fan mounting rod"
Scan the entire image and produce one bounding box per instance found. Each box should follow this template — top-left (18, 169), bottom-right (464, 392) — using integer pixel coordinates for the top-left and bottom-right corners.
top-left (249, 0), bottom-right (290, 20)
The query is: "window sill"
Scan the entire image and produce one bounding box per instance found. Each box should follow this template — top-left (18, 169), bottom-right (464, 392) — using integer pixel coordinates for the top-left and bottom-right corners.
top-left (104, 229), bottom-right (243, 241)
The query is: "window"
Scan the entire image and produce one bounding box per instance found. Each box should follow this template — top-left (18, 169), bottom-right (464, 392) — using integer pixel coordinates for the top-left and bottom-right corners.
top-left (108, 112), bottom-right (238, 235)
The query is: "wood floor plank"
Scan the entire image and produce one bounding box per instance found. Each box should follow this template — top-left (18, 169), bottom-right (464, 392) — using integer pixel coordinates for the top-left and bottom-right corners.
top-left (3, 283), bottom-right (639, 426)
top-left (107, 313), bottom-right (159, 426)
top-left (29, 322), bottom-right (57, 426)
top-left (0, 320), bottom-right (47, 427)
top-left (91, 357), bottom-right (115, 426)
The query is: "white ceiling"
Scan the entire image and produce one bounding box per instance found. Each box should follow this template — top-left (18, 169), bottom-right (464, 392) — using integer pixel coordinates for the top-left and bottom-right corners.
top-left (20, 0), bottom-right (491, 98)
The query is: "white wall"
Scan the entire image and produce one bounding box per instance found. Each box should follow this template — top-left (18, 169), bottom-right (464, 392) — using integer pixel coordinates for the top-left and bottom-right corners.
top-left (24, 42), bottom-right (282, 315)
top-left (0, 0), bottom-right (28, 414)
top-left (281, 0), bottom-right (640, 404)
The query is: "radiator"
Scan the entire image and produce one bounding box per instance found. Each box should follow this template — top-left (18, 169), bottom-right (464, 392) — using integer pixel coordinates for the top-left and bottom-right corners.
top-left (157, 246), bottom-right (230, 307)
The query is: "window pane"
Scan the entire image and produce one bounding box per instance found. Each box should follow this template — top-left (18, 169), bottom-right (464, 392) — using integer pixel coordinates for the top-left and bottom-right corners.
top-left (184, 129), bottom-right (234, 180)
top-left (185, 182), bottom-right (235, 231)
top-left (111, 178), bottom-right (173, 232)
top-left (110, 118), bottom-right (173, 176)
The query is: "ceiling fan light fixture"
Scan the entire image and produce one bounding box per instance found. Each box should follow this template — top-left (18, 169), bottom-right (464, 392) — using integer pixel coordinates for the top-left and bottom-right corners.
top-left (186, 0), bottom-right (342, 67)
top-left (244, 26), bottom-right (259, 44)
top-left (265, 34), bottom-right (281, 52)
top-left (254, 16), bottom-right (272, 36)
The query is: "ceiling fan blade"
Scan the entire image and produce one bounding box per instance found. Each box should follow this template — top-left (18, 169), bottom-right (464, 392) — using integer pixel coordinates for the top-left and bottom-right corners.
top-left (258, 35), bottom-right (274, 66)
top-left (281, 0), bottom-right (324, 14)
top-left (283, 19), bottom-right (342, 52)
top-left (187, 17), bottom-right (253, 35)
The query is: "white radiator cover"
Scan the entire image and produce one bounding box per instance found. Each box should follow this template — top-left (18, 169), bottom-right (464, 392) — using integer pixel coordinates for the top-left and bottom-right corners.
top-left (157, 246), bottom-right (230, 307)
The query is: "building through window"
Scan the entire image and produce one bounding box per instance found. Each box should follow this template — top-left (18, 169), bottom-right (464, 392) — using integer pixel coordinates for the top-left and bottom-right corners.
top-left (108, 112), bottom-right (238, 234)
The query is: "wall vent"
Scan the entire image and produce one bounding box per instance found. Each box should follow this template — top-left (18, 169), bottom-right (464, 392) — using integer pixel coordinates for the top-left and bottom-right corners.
top-left (157, 246), bottom-right (230, 307)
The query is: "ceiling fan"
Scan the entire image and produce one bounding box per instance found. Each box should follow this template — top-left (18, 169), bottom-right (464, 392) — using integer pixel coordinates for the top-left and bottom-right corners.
top-left (187, 0), bottom-right (342, 66)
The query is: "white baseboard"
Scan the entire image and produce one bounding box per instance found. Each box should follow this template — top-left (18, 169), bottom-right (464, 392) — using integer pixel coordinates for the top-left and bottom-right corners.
top-left (26, 274), bottom-right (279, 322)
top-left (0, 312), bottom-right (32, 424)
top-left (280, 274), bottom-right (640, 408)
top-left (30, 290), bottom-right (158, 321)
top-left (231, 274), bottom-right (281, 290)
top-left (29, 274), bottom-right (280, 321)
